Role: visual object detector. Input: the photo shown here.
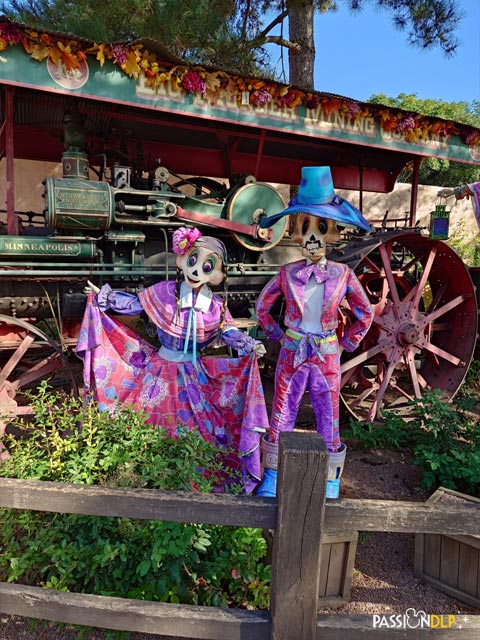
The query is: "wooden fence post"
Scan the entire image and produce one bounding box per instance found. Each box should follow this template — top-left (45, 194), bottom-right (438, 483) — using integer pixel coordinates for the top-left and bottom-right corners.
top-left (270, 431), bottom-right (329, 640)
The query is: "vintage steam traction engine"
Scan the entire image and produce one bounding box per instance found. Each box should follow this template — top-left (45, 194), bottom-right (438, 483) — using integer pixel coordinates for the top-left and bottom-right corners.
top-left (0, 111), bottom-right (478, 434)
top-left (0, 111), bottom-right (291, 432)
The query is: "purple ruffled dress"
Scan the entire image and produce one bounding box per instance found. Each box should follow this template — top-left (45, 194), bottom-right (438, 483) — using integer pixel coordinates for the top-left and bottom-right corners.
top-left (76, 280), bottom-right (269, 493)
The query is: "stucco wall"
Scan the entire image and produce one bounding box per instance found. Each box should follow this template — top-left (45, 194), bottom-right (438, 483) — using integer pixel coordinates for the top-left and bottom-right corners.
top-left (0, 160), bottom-right (63, 223)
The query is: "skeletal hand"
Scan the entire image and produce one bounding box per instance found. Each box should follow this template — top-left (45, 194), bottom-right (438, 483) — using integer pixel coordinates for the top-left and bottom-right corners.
top-left (87, 280), bottom-right (100, 294)
top-left (253, 342), bottom-right (267, 358)
top-left (437, 188), bottom-right (455, 198)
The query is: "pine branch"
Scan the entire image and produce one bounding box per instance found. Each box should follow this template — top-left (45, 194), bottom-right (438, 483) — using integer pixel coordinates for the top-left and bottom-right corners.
top-left (258, 9), bottom-right (288, 38)
top-left (264, 34), bottom-right (301, 51)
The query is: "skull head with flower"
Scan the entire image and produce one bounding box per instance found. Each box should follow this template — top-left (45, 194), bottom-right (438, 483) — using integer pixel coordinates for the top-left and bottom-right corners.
top-left (172, 227), bottom-right (226, 289)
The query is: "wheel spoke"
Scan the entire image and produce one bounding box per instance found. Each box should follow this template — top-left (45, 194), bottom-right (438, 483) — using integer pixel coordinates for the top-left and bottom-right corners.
top-left (401, 253), bottom-right (423, 274)
top-left (370, 358), bottom-right (398, 419)
top-left (419, 340), bottom-right (465, 367)
top-left (426, 281), bottom-right (448, 313)
top-left (0, 319), bottom-right (78, 426)
top-left (348, 386), bottom-right (377, 410)
top-left (388, 380), bottom-right (415, 402)
top-left (341, 339), bottom-right (393, 374)
top-left (404, 347), bottom-right (422, 399)
top-left (419, 294), bottom-right (468, 327)
top-left (405, 245), bottom-right (437, 312)
top-left (363, 256), bottom-right (382, 275)
top-left (0, 334), bottom-right (35, 386)
top-left (378, 243), bottom-right (401, 313)
top-left (372, 315), bottom-right (394, 331)
top-left (13, 353), bottom-right (65, 390)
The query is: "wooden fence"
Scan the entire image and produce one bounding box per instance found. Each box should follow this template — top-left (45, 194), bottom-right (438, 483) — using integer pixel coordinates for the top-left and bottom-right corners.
top-left (0, 431), bottom-right (479, 639)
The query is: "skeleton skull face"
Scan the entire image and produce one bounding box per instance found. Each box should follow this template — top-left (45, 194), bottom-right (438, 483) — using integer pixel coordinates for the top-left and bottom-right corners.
top-left (176, 245), bottom-right (225, 289)
top-left (291, 214), bottom-right (341, 262)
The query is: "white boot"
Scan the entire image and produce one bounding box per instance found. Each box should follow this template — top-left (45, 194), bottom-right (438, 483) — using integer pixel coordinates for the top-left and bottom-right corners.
top-left (326, 443), bottom-right (346, 499)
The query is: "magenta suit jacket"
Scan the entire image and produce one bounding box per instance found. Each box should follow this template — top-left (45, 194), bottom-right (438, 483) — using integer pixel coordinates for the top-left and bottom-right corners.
top-left (255, 259), bottom-right (374, 352)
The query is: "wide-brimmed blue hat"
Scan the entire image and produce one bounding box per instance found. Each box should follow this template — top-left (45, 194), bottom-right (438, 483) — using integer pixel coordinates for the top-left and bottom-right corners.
top-left (259, 166), bottom-right (371, 232)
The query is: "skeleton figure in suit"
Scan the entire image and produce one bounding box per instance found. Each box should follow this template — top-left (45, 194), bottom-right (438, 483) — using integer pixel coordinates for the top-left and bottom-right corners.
top-left (255, 166), bottom-right (374, 497)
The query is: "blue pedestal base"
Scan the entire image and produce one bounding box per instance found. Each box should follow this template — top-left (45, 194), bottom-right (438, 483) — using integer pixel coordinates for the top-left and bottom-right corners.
top-left (326, 479), bottom-right (340, 499)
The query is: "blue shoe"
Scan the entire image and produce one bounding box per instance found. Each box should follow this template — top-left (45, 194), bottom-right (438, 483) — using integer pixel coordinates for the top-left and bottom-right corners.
top-left (256, 468), bottom-right (278, 497)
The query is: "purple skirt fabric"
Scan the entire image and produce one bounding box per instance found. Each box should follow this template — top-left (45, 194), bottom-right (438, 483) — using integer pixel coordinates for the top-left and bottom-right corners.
top-left (76, 295), bottom-right (268, 492)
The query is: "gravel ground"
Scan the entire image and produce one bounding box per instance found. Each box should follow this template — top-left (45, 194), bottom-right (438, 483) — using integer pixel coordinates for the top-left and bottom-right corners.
top-left (323, 446), bottom-right (480, 617)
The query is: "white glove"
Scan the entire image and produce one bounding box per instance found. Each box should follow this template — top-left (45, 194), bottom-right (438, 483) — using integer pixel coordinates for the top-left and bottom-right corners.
top-left (253, 342), bottom-right (267, 358)
top-left (87, 280), bottom-right (100, 295)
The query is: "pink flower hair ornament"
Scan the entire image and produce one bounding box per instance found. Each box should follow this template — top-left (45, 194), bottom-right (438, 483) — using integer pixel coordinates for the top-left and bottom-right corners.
top-left (172, 227), bottom-right (202, 255)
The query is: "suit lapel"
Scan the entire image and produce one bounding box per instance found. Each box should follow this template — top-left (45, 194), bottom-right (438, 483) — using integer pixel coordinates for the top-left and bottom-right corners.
top-left (322, 262), bottom-right (346, 313)
top-left (286, 261), bottom-right (306, 314)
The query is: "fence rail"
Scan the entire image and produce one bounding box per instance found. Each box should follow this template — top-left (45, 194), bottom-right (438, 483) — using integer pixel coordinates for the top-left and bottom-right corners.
top-left (1, 431), bottom-right (479, 639)
top-left (2, 477), bottom-right (480, 535)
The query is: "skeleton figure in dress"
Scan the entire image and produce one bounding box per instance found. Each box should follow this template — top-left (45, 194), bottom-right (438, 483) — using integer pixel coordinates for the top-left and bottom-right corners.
top-left (77, 227), bottom-right (268, 493)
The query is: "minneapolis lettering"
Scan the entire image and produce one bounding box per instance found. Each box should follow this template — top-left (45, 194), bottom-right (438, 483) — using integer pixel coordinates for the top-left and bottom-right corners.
top-left (1, 241), bottom-right (81, 255)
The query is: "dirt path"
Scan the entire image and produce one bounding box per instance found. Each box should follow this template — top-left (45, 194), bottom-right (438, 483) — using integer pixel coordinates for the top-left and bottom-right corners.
top-left (329, 447), bottom-right (479, 616)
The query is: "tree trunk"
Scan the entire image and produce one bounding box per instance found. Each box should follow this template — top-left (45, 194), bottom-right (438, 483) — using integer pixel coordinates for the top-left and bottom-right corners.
top-left (287, 0), bottom-right (315, 91)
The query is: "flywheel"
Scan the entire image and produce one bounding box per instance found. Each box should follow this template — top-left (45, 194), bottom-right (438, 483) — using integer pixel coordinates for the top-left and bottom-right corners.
top-left (225, 182), bottom-right (288, 251)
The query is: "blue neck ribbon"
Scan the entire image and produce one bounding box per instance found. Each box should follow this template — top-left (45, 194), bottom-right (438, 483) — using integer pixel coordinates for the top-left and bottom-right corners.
top-left (183, 305), bottom-right (198, 367)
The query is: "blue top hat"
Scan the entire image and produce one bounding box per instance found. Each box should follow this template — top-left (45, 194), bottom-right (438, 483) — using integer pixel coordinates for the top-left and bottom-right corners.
top-left (259, 166), bottom-right (371, 232)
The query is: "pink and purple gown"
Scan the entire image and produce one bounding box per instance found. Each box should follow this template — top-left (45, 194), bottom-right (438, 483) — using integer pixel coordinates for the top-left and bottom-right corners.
top-left (75, 280), bottom-right (269, 492)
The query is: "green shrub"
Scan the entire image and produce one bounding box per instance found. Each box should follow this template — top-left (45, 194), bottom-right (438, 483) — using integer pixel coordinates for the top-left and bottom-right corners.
top-left (343, 384), bottom-right (480, 497)
top-left (0, 382), bottom-right (270, 613)
top-left (447, 226), bottom-right (480, 267)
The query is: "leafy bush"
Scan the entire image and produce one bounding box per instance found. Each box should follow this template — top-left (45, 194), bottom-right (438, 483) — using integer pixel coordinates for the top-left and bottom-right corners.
top-left (447, 226), bottom-right (480, 267)
top-left (0, 382), bottom-right (270, 611)
top-left (463, 357), bottom-right (480, 389)
top-left (343, 383), bottom-right (480, 497)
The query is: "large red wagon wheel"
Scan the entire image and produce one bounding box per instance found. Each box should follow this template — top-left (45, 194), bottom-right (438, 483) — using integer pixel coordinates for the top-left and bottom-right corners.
top-left (340, 231), bottom-right (477, 422)
top-left (0, 315), bottom-right (78, 456)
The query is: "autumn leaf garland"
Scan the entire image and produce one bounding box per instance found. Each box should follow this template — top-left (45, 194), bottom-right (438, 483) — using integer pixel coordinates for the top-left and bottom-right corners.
top-left (0, 19), bottom-right (479, 147)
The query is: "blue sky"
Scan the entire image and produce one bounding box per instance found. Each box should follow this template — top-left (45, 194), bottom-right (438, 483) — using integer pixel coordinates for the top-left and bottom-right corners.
top-left (269, 0), bottom-right (479, 106)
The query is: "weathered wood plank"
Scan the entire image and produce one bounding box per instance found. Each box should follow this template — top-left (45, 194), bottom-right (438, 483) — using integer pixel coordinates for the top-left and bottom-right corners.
top-left (413, 573), bottom-right (480, 610)
top-left (458, 543), bottom-right (479, 599)
top-left (270, 432), bottom-right (328, 640)
top-left (477, 554), bottom-right (480, 599)
top-left (318, 543), bottom-right (331, 598)
top-left (341, 534), bottom-right (357, 604)
top-left (3, 478), bottom-right (480, 536)
top-left (440, 537), bottom-right (460, 587)
top-left (0, 582), bottom-right (271, 640)
top-left (324, 499), bottom-right (480, 535)
top-left (316, 614), bottom-right (480, 639)
top-left (0, 477), bottom-right (277, 528)
top-left (423, 533), bottom-right (442, 579)
top-left (318, 532), bottom-right (358, 609)
top-left (324, 542), bottom-right (344, 597)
